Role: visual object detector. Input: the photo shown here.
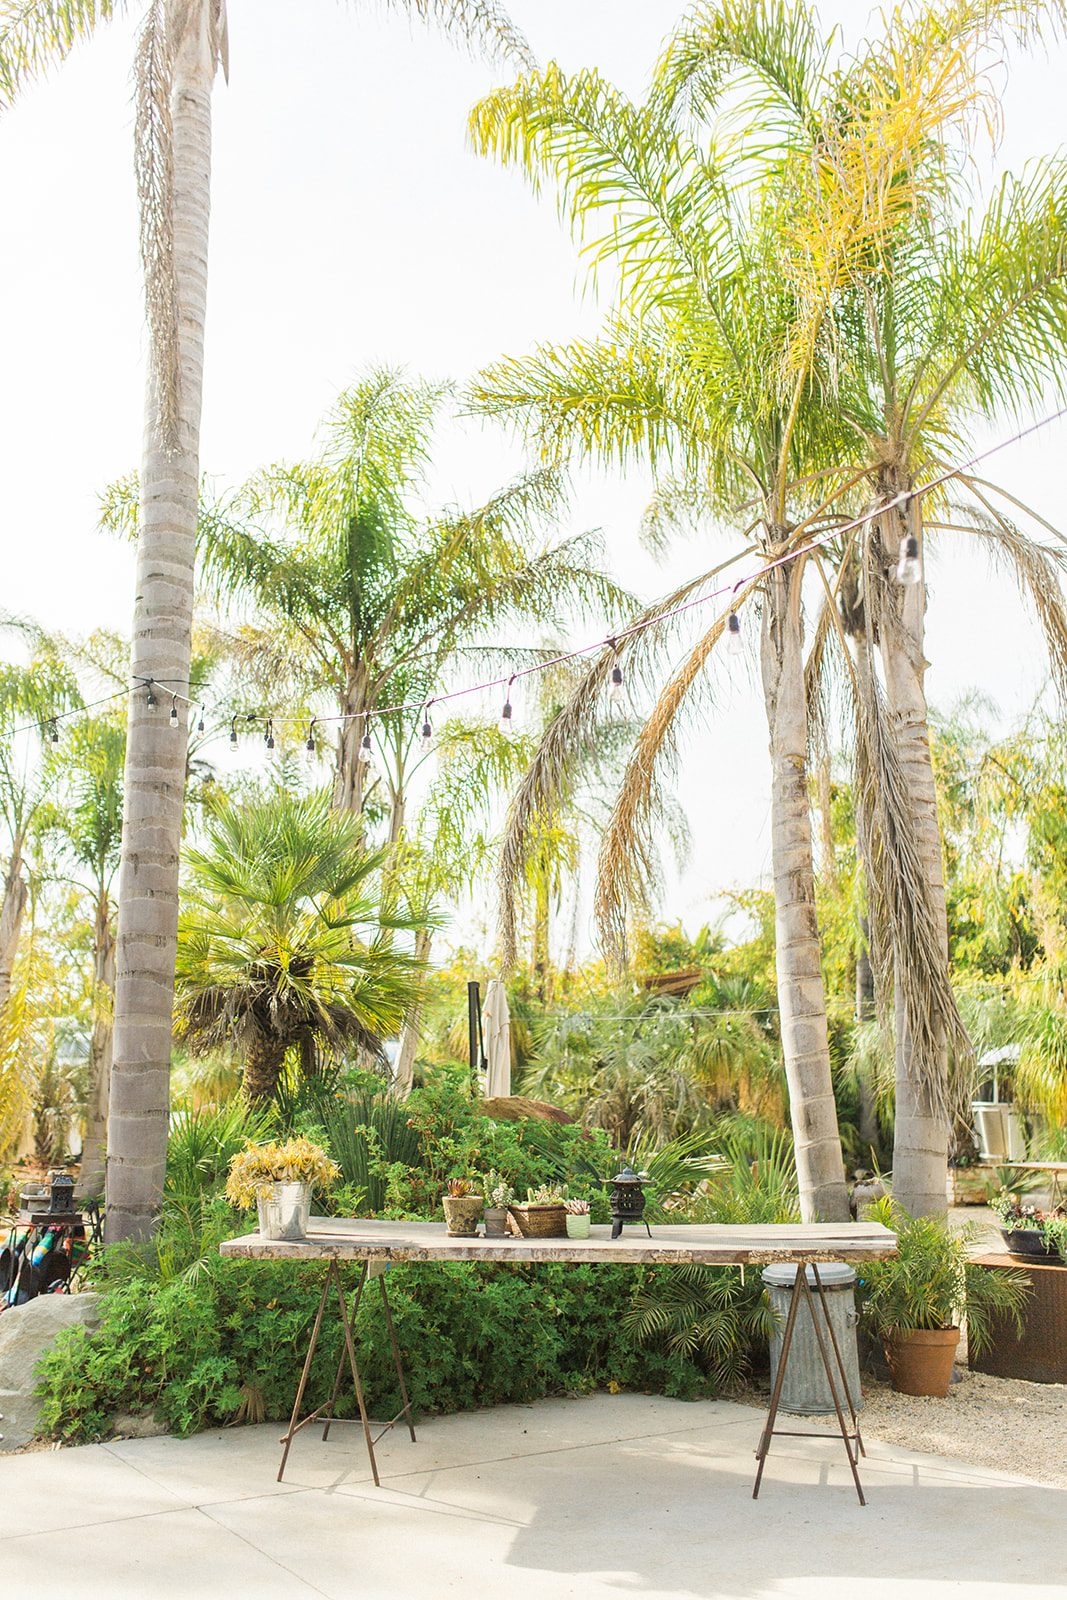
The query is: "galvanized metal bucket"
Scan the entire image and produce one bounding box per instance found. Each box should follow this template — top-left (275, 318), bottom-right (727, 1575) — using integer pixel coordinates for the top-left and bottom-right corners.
top-left (257, 1182), bottom-right (311, 1242)
top-left (762, 1262), bottom-right (862, 1414)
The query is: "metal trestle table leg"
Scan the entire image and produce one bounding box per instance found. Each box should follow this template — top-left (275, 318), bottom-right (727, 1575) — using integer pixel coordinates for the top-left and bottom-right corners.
top-left (752, 1258), bottom-right (866, 1505)
top-left (277, 1258), bottom-right (416, 1486)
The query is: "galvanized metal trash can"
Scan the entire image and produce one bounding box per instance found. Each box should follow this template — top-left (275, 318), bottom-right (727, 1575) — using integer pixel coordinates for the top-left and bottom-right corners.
top-left (761, 1263), bottom-right (862, 1414)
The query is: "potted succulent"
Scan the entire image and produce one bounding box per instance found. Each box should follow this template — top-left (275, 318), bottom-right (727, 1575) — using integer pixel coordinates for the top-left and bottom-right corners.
top-left (565, 1198), bottom-right (591, 1239)
top-left (509, 1183), bottom-right (569, 1238)
top-left (483, 1171), bottom-right (513, 1237)
top-left (990, 1192), bottom-right (1065, 1261)
top-left (858, 1198), bottom-right (1031, 1396)
top-left (442, 1177), bottom-right (484, 1236)
top-left (226, 1136), bottom-right (340, 1242)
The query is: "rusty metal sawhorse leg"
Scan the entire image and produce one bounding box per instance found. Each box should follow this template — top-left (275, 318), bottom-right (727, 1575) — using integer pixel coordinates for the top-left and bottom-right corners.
top-left (277, 1257), bottom-right (415, 1486)
top-left (752, 1259), bottom-right (866, 1506)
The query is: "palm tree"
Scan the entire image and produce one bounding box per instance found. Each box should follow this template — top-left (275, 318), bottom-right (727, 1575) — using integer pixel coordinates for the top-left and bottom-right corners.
top-left (174, 789), bottom-right (423, 1103)
top-left (0, 1), bottom-right (119, 110)
top-left (102, 0), bottom-right (534, 1241)
top-left (197, 369), bottom-right (632, 832)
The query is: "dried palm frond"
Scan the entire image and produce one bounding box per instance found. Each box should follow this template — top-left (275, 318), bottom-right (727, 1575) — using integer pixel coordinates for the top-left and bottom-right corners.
top-left (134, 0), bottom-right (180, 457)
top-left (594, 580), bottom-right (760, 962)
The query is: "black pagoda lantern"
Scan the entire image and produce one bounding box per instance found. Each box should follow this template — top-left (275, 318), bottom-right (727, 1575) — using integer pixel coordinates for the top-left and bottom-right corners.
top-left (48, 1169), bottom-right (75, 1215)
top-left (606, 1165), bottom-right (652, 1240)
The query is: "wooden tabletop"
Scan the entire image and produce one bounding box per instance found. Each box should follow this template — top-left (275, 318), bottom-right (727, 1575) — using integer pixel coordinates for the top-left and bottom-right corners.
top-left (220, 1216), bottom-right (897, 1266)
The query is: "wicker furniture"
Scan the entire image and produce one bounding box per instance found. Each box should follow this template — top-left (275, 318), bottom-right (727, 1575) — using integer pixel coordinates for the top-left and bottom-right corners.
top-left (968, 1252), bottom-right (1067, 1384)
top-left (221, 1217), bottom-right (896, 1503)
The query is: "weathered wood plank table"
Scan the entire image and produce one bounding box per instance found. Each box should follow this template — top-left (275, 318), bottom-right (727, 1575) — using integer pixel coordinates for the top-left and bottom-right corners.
top-left (221, 1217), bottom-right (896, 1503)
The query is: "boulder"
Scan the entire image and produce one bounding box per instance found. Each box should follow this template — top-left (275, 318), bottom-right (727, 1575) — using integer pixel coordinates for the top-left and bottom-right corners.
top-left (0, 1291), bottom-right (101, 1451)
top-left (482, 1095), bottom-right (575, 1125)
top-left (110, 1410), bottom-right (169, 1439)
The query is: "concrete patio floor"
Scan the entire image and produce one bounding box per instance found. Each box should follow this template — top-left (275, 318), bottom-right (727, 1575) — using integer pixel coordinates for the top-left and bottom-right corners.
top-left (1, 1393), bottom-right (1064, 1599)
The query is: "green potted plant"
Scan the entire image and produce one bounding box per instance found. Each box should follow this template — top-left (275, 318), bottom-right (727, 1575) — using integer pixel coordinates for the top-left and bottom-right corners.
top-left (483, 1170), bottom-right (513, 1237)
top-left (858, 1198), bottom-right (1031, 1396)
top-left (990, 1192), bottom-right (1064, 1260)
top-left (442, 1177), bottom-right (484, 1237)
top-left (565, 1198), bottom-right (591, 1239)
top-left (226, 1136), bottom-right (340, 1242)
top-left (509, 1183), bottom-right (569, 1238)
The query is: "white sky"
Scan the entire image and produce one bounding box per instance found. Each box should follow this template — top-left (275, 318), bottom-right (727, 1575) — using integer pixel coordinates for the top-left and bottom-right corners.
top-left (1, 1), bottom-right (1065, 955)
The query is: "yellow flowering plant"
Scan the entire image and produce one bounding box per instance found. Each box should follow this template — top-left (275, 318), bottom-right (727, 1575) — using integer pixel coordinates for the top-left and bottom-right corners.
top-left (225, 1136), bottom-right (340, 1210)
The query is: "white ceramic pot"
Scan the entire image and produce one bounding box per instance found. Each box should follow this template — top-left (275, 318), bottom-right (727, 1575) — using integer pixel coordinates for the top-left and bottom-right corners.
top-left (257, 1182), bottom-right (311, 1241)
top-left (565, 1213), bottom-right (591, 1239)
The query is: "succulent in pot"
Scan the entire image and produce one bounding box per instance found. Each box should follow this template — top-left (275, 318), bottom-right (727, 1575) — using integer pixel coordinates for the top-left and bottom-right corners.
top-left (442, 1177), bottom-right (484, 1237)
top-left (858, 1198), bottom-right (1031, 1396)
top-left (483, 1170), bottom-right (513, 1237)
top-left (227, 1137), bottom-right (340, 1242)
top-left (565, 1198), bottom-right (591, 1240)
top-left (990, 1192), bottom-right (1065, 1261)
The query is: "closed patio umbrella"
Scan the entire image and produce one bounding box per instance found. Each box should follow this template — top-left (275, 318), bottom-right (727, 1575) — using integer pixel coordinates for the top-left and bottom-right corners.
top-left (482, 978), bottom-right (512, 1099)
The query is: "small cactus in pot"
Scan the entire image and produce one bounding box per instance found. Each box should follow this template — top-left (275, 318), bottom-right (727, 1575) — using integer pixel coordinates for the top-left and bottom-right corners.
top-left (565, 1198), bottom-right (591, 1240)
top-left (442, 1177), bottom-right (484, 1236)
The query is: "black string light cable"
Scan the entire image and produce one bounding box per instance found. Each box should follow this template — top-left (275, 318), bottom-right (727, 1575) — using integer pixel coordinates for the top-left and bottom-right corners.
top-left (12, 406), bottom-right (1067, 749)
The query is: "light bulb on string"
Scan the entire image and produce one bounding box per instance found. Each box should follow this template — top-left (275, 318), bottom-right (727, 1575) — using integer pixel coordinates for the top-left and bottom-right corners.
top-left (306, 720), bottom-right (317, 756)
top-left (48, 717), bottom-right (59, 745)
top-left (608, 643), bottom-right (624, 706)
top-left (726, 611), bottom-right (744, 657)
top-left (420, 706), bottom-right (433, 753)
top-left (145, 680), bottom-right (158, 710)
top-left (229, 714), bottom-right (239, 753)
top-left (501, 675), bottom-right (516, 729)
top-left (896, 534), bottom-right (922, 586)
top-left (264, 718), bottom-right (275, 751)
top-left (358, 714), bottom-right (373, 765)
top-left (169, 695), bottom-right (179, 729)
top-left (196, 706), bottom-right (205, 735)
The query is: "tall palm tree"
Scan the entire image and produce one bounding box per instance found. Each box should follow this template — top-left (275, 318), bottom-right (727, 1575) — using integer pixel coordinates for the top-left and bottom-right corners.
top-left (104, 0), bottom-right (534, 1241)
top-left (197, 369), bottom-right (632, 832)
top-left (175, 789), bottom-right (423, 1103)
top-left (0, 1), bottom-right (118, 110)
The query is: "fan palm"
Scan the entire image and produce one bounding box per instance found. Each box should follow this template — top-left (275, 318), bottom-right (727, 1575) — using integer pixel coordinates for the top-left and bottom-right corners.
top-left (174, 790), bottom-right (424, 1104)
top-left (198, 369), bottom-right (632, 831)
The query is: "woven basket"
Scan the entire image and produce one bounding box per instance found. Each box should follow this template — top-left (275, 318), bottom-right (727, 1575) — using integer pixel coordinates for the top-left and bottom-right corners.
top-left (507, 1202), bottom-right (568, 1238)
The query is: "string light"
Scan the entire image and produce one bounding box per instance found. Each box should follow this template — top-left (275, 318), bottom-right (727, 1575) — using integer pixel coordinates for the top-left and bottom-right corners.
top-left (358, 713), bottom-right (373, 765)
top-left (196, 706), bottom-right (205, 735)
top-left (145, 680), bottom-right (158, 709)
top-left (420, 705), bottom-right (433, 752)
top-left (896, 534), bottom-right (922, 585)
top-left (264, 718), bottom-right (275, 751)
top-left (306, 720), bottom-right (317, 755)
top-left (48, 717), bottom-right (59, 744)
top-left (608, 642), bottom-right (624, 706)
top-left (169, 695), bottom-right (179, 729)
top-left (229, 715), bottom-right (239, 751)
top-left (501, 676), bottom-right (515, 727)
top-left (727, 611), bottom-right (744, 657)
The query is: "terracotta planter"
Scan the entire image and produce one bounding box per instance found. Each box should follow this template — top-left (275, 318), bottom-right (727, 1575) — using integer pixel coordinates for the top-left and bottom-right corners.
top-left (442, 1195), bottom-right (483, 1236)
top-left (883, 1327), bottom-right (960, 1397)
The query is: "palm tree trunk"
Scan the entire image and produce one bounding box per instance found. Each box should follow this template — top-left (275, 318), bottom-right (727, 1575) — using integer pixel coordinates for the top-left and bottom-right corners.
top-left (855, 916), bottom-right (880, 1150)
top-left (0, 831), bottom-right (28, 1014)
top-left (394, 926), bottom-right (431, 1094)
top-left (878, 495), bottom-right (950, 1216)
top-left (78, 889), bottom-right (116, 1197)
top-left (107, 3), bottom-right (216, 1243)
top-left (333, 669), bottom-right (369, 814)
top-left (761, 562), bottom-right (849, 1222)
top-left (242, 1034), bottom-right (290, 1105)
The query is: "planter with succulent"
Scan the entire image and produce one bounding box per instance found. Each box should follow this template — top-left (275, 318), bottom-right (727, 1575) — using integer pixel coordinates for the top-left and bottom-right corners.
top-left (565, 1198), bottom-right (591, 1239)
top-left (990, 1193), bottom-right (1065, 1261)
top-left (442, 1177), bottom-right (484, 1237)
top-left (226, 1137), bottom-right (340, 1242)
top-left (858, 1198), bottom-right (1031, 1396)
top-left (508, 1183), bottom-right (569, 1238)
top-left (483, 1170), bottom-right (513, 1237)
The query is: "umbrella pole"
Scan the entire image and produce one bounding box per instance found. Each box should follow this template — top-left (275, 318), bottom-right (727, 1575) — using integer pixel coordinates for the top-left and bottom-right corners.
top-left (468, 981), bottom-right (481, 1093)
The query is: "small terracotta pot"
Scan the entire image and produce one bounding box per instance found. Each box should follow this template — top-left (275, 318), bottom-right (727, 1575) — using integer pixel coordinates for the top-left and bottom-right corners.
top-left (883, 1326), bottom-right (960, 1397)
top-left (442, 1195), bottom-right (484, 1236)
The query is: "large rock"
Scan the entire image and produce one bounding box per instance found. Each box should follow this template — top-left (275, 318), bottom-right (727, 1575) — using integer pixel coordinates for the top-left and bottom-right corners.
top-left (482, 1095), bottom-right (575, 1125)
top-left (0, 1292), bottom-right (101, 1451)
